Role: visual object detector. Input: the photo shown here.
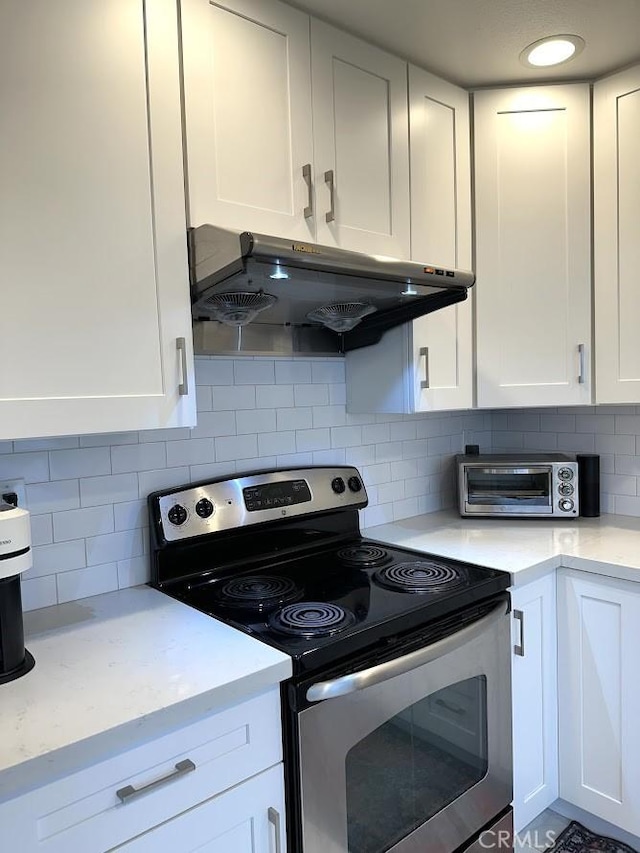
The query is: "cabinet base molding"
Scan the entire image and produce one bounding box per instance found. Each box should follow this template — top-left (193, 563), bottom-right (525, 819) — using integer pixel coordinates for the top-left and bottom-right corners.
top-left (551, 799), bottom-right (640, 852)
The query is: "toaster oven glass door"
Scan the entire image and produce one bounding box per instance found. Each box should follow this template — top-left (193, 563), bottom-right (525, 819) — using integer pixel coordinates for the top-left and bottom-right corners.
top-left (465, 466), bottom-right (552, 513)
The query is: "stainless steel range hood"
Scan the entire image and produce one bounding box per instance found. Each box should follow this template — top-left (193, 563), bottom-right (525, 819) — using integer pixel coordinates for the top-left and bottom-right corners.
top-left (189, 225), bottom-right (474, 355)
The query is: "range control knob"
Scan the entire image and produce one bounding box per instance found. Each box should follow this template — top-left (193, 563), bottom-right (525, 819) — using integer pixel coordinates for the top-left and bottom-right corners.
top-left (167, 504), bottom-right (188, 526)
top-left (195, 498), bottom-right (215, 519)
top-left (559, 498), bottom-right (575, 512)
top-left (558, 483), bottom-right (574, 497)
top-left (348, 476), bottom-right (363, 493)
top-left (331, 477), bottom-right (346, 494)
top-left (558, 467), bottom-right (574, 481)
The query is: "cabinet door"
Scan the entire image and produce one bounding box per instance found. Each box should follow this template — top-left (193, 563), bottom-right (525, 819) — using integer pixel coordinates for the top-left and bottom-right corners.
top-left (594, 65), bottom-right (640, 403)
top-left (114, 764), bottom-right (286, 853)
top-left (510, 575), bottom-right (558, 833)
top-left (474, 85), bottom-right (592, 408)
top-left (0, 0), bottom-right (195, 440)
top-left (310, 20), bottom-right (410, 258)
top-left (558, 569), bottom-right (640, 836)
top-left (345, 68), bottom-right (471, 414)
top-left (181, 0), bottom-right (315, 241)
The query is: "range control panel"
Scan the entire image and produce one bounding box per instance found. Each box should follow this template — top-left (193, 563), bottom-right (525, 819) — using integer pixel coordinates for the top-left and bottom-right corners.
top-left (153, 467), bottom-right (368, 543)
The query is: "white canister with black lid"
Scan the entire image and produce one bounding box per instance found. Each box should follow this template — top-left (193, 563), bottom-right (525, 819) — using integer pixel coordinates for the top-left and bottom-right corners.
top-left (0, 501), bottom-right (35, 683)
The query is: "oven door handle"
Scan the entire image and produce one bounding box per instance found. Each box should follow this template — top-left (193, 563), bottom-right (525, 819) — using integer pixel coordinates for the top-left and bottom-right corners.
top-left (306, 600), bottom-right (508, 703)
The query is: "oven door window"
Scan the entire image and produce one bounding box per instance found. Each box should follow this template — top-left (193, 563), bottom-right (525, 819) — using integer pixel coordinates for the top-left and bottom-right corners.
top-left (466, 467), bottom-right (551, 508)
top-left (345, 676), bottom-right (488, 853)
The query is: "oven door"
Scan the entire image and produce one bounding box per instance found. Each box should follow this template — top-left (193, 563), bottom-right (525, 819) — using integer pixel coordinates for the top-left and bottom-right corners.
top-left (296, 599), bottom-right (512, 853)
top-left (462, 465), bottom-right (553, 515)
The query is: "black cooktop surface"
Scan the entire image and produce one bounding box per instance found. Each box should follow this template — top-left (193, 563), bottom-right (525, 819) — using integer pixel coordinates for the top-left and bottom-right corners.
top-left (165, 538), bottom-right (509, 673)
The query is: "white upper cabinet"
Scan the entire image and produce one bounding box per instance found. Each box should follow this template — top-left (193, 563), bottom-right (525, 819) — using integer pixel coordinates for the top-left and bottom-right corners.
top-left (594, 65), bottom-right (640, 403)
top-left (181, 0), bottom-right (315, 240)
top-left (0, 0), bottom-right (195, 440)
top-left (474, 85), bottom-right (592, 408)
top-left (346, 67), bottom-right (472, 413)
top-left (310, 21), bottom-right (410, 258)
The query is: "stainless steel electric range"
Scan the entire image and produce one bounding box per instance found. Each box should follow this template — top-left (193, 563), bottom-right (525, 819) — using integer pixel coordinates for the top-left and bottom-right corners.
top-left (149, 466), bottom-right (513, 853)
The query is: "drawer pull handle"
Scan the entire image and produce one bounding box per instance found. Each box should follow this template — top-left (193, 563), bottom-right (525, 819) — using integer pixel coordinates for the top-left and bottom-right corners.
top-left (303, 163), bottom-right (313, 219)
top-left (435, 697), bottom-right (466, 716)
top-left (116, 758), bottom-right (196, 804)
top-left (268, 806), bottom-right (283, 853)
top-left (177, 337), bottom-right (189, 396)
top-left (514, 609), bottom-right (525, 656)
top-left (324, 169), bottom-right (335, 223)
top-left (419, 346), bottom-right (430, 389)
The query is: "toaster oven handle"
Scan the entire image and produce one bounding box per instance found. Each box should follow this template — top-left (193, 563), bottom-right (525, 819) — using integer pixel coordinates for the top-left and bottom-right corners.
top-left (306, 599), bottom-right (508, 703)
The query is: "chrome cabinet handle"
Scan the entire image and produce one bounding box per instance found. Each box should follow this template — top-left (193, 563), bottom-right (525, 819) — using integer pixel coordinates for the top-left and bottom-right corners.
top-left (268, 806), bottom-right (283, 853)
top-left (116, 758), bottom-right (196, 804)
top-left (324, 169), bottom-right (335, 223)
top-left (435, 698), bottom-right (466, 716)
top-left (420, 346), bottom-right (430, 389)
top-left (302, 164), bottom-right (313, 219)
top-left (577, 343), bottom-right (586, 385)
top-left (513, 609), bottom-right (525, 656)
top-left (176, 337), bottom-right (189, 396)
top-left (307, 599), bottom-right (508, 702)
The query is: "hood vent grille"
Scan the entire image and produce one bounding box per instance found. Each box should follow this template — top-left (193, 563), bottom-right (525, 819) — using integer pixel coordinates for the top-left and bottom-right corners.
top-left (203, 291), bottom-right (277, 327)
top-left (306, 302), bottom-right (377, 333)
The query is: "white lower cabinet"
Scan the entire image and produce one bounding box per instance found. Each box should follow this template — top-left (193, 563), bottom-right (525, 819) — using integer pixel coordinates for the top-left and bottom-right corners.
top-left (510, 575), bottom-right (558, 833)
top-left (113, 764), bottom-right (285, 853)
top-left (0, 689), bottom-right (283, 853)
top-left (558, 569), bottom-right (640, 836)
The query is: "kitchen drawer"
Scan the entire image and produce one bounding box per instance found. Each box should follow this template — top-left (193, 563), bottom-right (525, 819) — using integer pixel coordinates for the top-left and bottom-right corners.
top-left (0, 688), bottom-right (281, 853)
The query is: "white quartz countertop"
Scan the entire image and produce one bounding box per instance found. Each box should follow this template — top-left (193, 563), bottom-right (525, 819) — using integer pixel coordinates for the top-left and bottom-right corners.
top-left (0, 586), bottom-right (291, 800)
top-left (365, 510), bottom-right (640, 586)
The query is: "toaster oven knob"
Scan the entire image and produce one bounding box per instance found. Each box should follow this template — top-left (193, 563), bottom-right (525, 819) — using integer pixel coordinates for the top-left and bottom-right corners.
top-left (195, 498), bottom-right (215, 519)
top-left (167, 504), bottom-right (188, 526)
top-left (331, 477), bottom-right (346, 494)
top-left (559, 483), bottom-right (574, 497)
top-left (558, 467), bottom-right (574, 481)
top-left (559, 498), bottom-right (575, 512)
top-left (348, 476), bottom-right (363, 493)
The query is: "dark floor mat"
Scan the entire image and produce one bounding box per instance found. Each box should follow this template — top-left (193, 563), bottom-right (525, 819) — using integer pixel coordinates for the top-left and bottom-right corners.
top-left (552, 821), bottom-right (639, 853)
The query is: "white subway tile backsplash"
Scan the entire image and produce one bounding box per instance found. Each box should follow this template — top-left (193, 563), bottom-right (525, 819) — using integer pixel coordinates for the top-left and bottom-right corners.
top-left (14, 436), bottom-right (79, 452)
top-left (575, 414), bottom-right (615, 434)
top-left (0, 451), bottom-right (49, 483)
top-left (21, 576), bottom-right (58, 611)
top-left (258, 431), bottom-right (297, 457)
top-left (236, 409), bottom-right (276, 435)
top-left (331, 426), bottom-right (363, 448)
top-left (53, 505), bottom-right (114, 542)
top-left (215, 434), bottom-right (258, 462)
top-left (139, 428), bottom-right (192, 443)
top-left (57, 563), bottom-right (119, 604)
top-left (296, 428), bottom-right (331, 452)
top-left (540, 414), bottom-right (576, 433)
top-left (275, 452), bottom-right (314, 467)
top-left (377, 481), bottom-right (405, 504)
top-left (188, 410), bottom-right (236, 439)
top-left (26, 480), bottom-right (80, 514)
top-left (311, 361), bottom-right (345, 384)
top-left (601, 473), bottom-right (636, 497)
top-left (114, 499), bottom-right (148, 531)
top-left (30, 514), bottom-right (53, 546)
top-left (277, 407), bottom-right (313, 431)
top-left (329, 384), bottom-right (347, 406)
top-left (86, 529), bottom-right (144, 567)
top-left (312, 449), bottom-right (347, 466)
top-left (389, 421), bottom-right (417, 442)
top-left (29, 540), bottom-right (86, 578)
top-left (362, 462), bottom-right (391, 485)
top-left (0, 441), bottom-right (13, 454)
top-left (362, 423), bottom-right (390, 445)
top-left (235, 456), bottom-right (277, 475)
top-left (137, 467), bottom-right (190, 496)
top-left (189, 461), bottom-right (234, 481)
top-left (211, 385), bottom-right (256, 411)
top-left (80, 474), bottom-right (138, 507)
top-left (294, 384), bottom-right (330, 407)
top-left (345, 445), bottom-right (376, 465)
top-left (393, 497), bottom-right (421, 521)
top-left (275, 360), bottom-right (312, 384)
top-left (257, 385), bottom-right (294, 409)
top-left (313, 406), bottom-right (347, 428)
top-left (234, 360), bottom-right (275, 385)
top-left (195, 358), bottom-right (235, 386)
top-left (374, 442), bottom-right (404, 463)
top-left (112, 443), bottom-right (166, 474)
top-left (166, 438), bottom-right (215, 467)
top-left (117, 556), bottom-right (150, 588)
top-left (80, 432), bottom-right (138, 447)
top-left (195, 385), bottom-right (213, 412)
top-left (596, 434), bottom-right (636, 455)
top-left (50, 447), bottom-right (111, 480)
top-left (557, 432), bottom-right (595, 453)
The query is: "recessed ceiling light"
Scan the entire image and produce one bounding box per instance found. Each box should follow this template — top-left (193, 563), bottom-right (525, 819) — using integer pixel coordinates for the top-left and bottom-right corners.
top-left (520, 35), bottom-right (585, 68)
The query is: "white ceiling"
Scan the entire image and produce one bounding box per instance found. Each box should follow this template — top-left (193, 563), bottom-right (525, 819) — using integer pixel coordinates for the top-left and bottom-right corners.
top-left (289, 0), bottom-right (640, 87)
